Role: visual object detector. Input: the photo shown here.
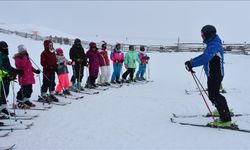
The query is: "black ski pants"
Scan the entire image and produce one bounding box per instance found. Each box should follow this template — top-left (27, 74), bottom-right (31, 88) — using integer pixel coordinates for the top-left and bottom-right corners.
top-left (71, 63), bottom-right (84, 84)
top-left (41, 73), bottom-right (56, 94)
top-left (16, 85), bottom-right (33, 102)
top-left (207, 76), bottom-right (231, 122)
top-left (122, 68), bottom-right (135, 81)
top-left (0, 78), bottom-right (10, 105)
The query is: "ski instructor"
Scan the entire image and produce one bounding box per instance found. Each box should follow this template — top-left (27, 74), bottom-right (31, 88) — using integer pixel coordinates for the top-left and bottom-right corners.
top-left (184, 25), bottom-right (233, 127)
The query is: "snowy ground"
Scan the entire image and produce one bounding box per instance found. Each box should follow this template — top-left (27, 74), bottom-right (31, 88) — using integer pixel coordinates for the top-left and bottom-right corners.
top-left (1, 31), bottom-right (250, 150)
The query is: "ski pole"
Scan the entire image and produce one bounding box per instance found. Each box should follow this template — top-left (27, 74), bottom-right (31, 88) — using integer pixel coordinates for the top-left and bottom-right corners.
top-left (191, 72), bottom-right (215, 121)
top-left (1, 79), bottom-right (13, 128)
top-left (28, 56), bottom-right (51, 82)
top-left (193, 73), bottom-right (209, 97)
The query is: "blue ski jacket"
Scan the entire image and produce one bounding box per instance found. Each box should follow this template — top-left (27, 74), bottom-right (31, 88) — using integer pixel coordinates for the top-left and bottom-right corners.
top-left (191, 35), bottom-right (224, 78)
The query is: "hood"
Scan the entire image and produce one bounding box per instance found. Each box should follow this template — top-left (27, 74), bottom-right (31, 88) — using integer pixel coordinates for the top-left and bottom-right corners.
top-left (44, 40), bottom-right (52, 51)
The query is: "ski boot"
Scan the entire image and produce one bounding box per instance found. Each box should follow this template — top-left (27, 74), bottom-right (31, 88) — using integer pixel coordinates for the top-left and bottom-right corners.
top-left (17, 102), bottom-right (30, 109)
top-left (23, 98), bottom-right (36, 107)
top-left (38, 95), bottom-right (51, 103)
top-left (63, 89), bottom-right (71, 95)
top-left (207, 119), bottom-right (238, 128)
top-left (49, 94), bottom-right (59, 102)
top-left (1, 108), bottom-right (15, 117)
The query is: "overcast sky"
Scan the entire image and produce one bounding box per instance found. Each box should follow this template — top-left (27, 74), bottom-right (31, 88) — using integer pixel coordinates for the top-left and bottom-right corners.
top-left (0, 1), bottom-right (250, 45)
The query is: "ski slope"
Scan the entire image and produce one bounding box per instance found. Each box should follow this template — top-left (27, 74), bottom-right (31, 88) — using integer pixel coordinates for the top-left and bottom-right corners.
top-left (1, 28), bottom-right (250, 149)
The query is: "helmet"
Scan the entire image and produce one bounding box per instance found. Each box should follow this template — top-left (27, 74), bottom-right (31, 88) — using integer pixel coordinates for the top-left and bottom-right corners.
top-left (74, 38), bottom-right (81, 44)
top-left (201, 25), bottom-right (216, 41)
top-left (89, 42), bottom-right (97, 49)
top-left (0, 41), bottom-right (8, 51)
top-left (140, 45), bottom-right (145, 51)
top-left (56, 48), bottom-right (63, 55)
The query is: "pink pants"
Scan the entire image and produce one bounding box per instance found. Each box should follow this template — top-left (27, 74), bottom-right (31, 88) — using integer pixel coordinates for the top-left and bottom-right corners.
top-left (56, 73), bottom-right (70, 93)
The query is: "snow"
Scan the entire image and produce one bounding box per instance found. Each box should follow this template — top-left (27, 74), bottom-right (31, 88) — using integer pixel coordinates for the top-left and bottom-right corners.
top-left (1, 27), bottom-right (250, 150)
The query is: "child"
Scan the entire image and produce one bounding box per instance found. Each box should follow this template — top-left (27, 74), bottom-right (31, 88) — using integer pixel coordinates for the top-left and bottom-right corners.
top-left (39, 40), bottom-right (59, 102)
top-left (55, 48), bottom-right (71, 95)
top-left (14, 44), bottom-right (40, 109)
top-left (69, 39), bottom-right (87, 90)
top-left (0, 41), bottom-right (23, 116)
top-left (110, 43), bottom-right (124, 84)
top-left (85, 42), bottom-right (101, 88)
top-left (136, 45), bottom-right (150, 80)
top-left (98, 41), bottom-right (110, 86)
top-left (122, 45), bottom-right (141, 82)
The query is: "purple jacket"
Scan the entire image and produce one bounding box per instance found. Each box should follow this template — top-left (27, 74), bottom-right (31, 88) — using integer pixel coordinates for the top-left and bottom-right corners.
top-left (14, 53), bottom-right (36, 85)
top-left (86, 49), bottom-right (101, 76)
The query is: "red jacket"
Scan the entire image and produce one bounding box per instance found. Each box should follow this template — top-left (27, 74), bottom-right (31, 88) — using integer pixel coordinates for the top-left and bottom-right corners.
top-left (40, 40), bottom-right (57, 76)
top-left (14, 53), bottom-right (36, 85)
top-left (99, 48), bottom-right (110, 66)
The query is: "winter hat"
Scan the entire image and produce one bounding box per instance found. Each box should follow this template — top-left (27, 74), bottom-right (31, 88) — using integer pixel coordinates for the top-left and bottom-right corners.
top-left (56, 48), bottom-right (63, 55)
top-left (0, 41), bottom-right (8, 51)
top-left (100, 41), bottom-right (107, 47)
top-left (17, 44), bottom-right (27, 53)
top-left (74, 38), bottom-right (81, 44)
top-left (129, 45), bottom-right (134, 51)
top-left (140, 45), bottom-right (145, 51)
top-left (201, 25), bottom-right (216, 41)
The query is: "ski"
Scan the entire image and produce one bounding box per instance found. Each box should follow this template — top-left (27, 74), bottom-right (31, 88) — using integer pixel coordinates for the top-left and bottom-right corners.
top-left (109, 84), bottom-right (123, 88)
top-left (10, 106), bottom-right (48, 111)
top-left (0, 144), bottom-right (15, 150)
top-left (170, 118), bottom-right (250, 133)
top-left (1, 122), bottom-right (34, 128)
top-left (172, 113), bottom-right (250, 118)
top-left (85, 87), bottom-right (109, 91)
top-left (55, 93), bottom-right (84, 100)
top-left (0, 122), bottom-right (33, 131)
top-left (14, 114), bottom-right (39, 118)
top-left (0, 131), bottom-right (10, 137)
top-left (69, 87), bottom-right (100, 95)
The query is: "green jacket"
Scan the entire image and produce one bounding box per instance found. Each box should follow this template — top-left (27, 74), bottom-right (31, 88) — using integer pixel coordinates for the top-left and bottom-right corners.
top-left (124, 50), bottom-right (141, 68)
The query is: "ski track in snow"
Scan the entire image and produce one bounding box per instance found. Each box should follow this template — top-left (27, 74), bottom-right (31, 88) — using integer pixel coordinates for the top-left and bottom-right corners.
top-left (1, 28), bottom-right (250, 149)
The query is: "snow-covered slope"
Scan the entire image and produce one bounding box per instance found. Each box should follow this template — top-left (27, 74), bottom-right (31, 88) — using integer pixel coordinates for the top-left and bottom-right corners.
top-left (1, 29), bottom-right (250, 149)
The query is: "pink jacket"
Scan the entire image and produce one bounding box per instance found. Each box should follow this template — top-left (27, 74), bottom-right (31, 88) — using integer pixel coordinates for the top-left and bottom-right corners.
top-left (139, 52), bottom-right (149, 64)
top-left (14, 53), bottom-right (36, 85)
top-left (110, 50), bottom-right (124, 64)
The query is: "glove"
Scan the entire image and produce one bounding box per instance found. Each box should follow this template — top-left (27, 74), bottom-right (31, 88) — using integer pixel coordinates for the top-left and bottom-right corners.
top-left (119, 60), bottom-right (124, 63)
top-left (114, 60), bottom-right (119, 63)
top-left (34, 69), bottom-right (40, 74)
top-left (16, 69), bottom-right (24, 76)
top-left (185, 61), bottom-right (195, 73)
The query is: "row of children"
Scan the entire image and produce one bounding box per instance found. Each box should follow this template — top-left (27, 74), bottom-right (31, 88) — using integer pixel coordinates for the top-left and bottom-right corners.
top-left (0, 39), bottom-right (150, 115)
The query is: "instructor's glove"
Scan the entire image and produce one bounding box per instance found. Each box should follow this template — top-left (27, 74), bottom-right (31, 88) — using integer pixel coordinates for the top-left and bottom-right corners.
top-left (185, 61), bottom-right (195, 73)
top-left (16, 69), bottom-right (24, 76)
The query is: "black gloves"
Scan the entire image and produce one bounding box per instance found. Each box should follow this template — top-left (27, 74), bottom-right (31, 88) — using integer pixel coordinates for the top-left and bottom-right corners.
top-left (185, 61), bottom-right (195, 73)
top-left (114, 60), bottom-right (119, 63)
top-left (34, 69), bottom-right (40, 74)
top-left (16, 69), bottom-right (24, 76)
